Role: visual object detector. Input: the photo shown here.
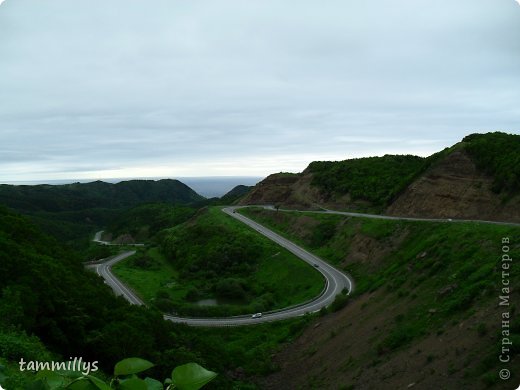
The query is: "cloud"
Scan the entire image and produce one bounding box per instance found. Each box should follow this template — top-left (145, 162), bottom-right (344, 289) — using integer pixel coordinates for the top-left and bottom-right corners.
top-left (0, 0), bottom-right (518, 182)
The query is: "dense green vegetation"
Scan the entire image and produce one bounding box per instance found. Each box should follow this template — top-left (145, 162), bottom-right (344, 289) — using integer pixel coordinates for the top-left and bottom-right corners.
top-left (29, 208), bottom-right (122, 249)
top-left (0, 205), bottom-right (313, 388)
top-left (112, 248), bottom-right (180, 303)
top-left (0, 180), bottom-right (203, 213)
top-left (240, 207), bottom-right (520, 384)
top-left (0, 180), bottom-right (204, 248)
top-left (0, 206), bottom-right (181, 366)
top-left (0, 207), bottom-right (175, 379)
top-left (308, 154), bottom-right (427, 209)
top-left (218, 185), bottom-right (252, 205)
top-left (106, 203), bottom-right (197, 242)
top-left (113, 207), bottom-right (324, 316)
top-left (306, 132), bottom-right (520, 210)
top-left (463, 132), bottom-right (520, 194)
top-left (0, 327), bottom-right (57, 389)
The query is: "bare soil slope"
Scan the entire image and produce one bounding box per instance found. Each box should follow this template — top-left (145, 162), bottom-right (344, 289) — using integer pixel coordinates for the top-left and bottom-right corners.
top-left (263, 291), bottom-right (512, 390)
top-left (239, 172), bottom-right (365, 211)
top-left (387, 149), bottom-right (520, 222)
top-left (239, 173), bottom-right (326, 209)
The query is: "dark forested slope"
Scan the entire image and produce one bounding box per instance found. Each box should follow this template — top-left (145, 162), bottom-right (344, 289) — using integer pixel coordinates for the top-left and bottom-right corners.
top-left (0, 179), bottom-right (204, 247)
top-left (0, 205), bottom-right (214, 385)
top-left (0, 179), bottom-right (204, 213)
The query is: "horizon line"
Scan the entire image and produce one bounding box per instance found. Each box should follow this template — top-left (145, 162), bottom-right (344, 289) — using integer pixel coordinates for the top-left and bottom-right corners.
top-left (0, 175), bottom-right (266, 186)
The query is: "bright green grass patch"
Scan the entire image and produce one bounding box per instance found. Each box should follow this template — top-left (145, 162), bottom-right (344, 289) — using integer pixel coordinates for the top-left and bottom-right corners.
top-left (112, 247), bottom-right (182, 302)
top-left (255, 248), bottom-right (324, 308)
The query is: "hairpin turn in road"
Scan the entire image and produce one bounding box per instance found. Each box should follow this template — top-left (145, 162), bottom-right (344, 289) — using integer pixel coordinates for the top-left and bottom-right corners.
top-left (87, 206), bottom-right (353, 326)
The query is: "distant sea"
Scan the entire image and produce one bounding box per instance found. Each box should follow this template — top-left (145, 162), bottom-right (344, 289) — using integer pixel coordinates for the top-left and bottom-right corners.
top-left (1, 176), bottom-right (263, 198)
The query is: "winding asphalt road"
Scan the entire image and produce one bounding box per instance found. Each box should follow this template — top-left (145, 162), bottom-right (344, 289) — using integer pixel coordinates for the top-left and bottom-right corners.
top-left (312, 208), bottom-right (520, 227)
top-left (88, 205), bottom-right (519, 326)
top-left (85, 251), bottom-right (143, 306)
top-left (88, 206), bottom-right (352, 326)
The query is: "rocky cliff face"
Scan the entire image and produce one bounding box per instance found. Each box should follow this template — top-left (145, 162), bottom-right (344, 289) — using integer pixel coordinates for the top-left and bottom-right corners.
top-left (386, 149), bottom-right (520, 222)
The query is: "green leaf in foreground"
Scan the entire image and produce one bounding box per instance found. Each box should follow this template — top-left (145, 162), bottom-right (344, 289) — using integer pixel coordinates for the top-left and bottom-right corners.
top-left (119, 377), bottom-right (148, 390)
top-left (24, 380), bottom-right (48, 390)
top-left (67, 378), bottom-right (101, 390)
top-left (171, 363), bottom-right (217, 390)
top-left (87, 375), bottom-right (112, 390)
top-left (35, 370), bottom-right (66, 388)
top-left (143, 377), bottom-right (163, 390)
top-left (114, 358), bottom-right (154, 376)
top-left (0, 363), bottom-right (7, 384)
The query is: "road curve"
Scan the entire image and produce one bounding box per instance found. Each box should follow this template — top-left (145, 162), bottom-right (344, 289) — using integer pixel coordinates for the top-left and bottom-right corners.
top-left (93, 230), bottom-right (145, 247)
top-left (88, 205), bottom-right (519, 326)
top-left (165, 207), bottom-right (352, 326)
top-left (88, 207), bottom-right (353, 326)
top-left (86, 251), bottom-right (144, 306)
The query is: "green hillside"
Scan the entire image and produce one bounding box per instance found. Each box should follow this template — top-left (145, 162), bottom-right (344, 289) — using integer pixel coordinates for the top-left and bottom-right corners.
top-left (0, 179), bottom-right (204, 248)
top-left (112, 207), bottom-right (324, 317)
top-left (306, 131), bottom-right (519, 210)
top-left (0, 206), bottom-right (178, 377)
top-left (0, 205), bottom-right (315, 388)
top-left (463, 132), bottom-right (520, 194)
top-left (240, 207), bottom-right (520, 388)
top-left (0, 179), bottom-right (204, 213)
top-left (219, 185), bottom-right (252, 204)
top-left (308, 154), bottom-right (426, 208)
top-left (106, 203), bottom-right (197, 242)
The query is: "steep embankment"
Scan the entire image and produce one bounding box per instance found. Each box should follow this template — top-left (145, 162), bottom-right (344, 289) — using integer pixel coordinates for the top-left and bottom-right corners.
top-left (240, 208), bottom-right (520, 390)
top-left (239, 173), bottom-right (323, 209)
top-left (386, 149), bottom-right (520, 222)
top-left (239, 155), bottom-right (429, 211)
top-left (240, 132), bottom-right (520, 222)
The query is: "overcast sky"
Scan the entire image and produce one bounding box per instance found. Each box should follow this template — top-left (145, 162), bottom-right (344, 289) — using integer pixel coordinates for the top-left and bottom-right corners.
top-left (0, 0), bottom-right (519, 182)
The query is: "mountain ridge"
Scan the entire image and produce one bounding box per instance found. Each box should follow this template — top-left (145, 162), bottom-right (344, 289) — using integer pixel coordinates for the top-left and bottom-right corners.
top-left (239, 132), bottom-right (520, 222)
top-left (0, 178), bottom-right (204, 213)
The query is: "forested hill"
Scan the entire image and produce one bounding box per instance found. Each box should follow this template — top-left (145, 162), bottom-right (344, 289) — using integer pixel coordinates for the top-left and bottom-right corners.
top-left (0, 206), bottom-right (185, 377)
top-left (239, 132), bottom-right (520, 222)
top-left (219, 185), bottom-right (252, 204)
top-left (0, 179), bottom-right (204, 213)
